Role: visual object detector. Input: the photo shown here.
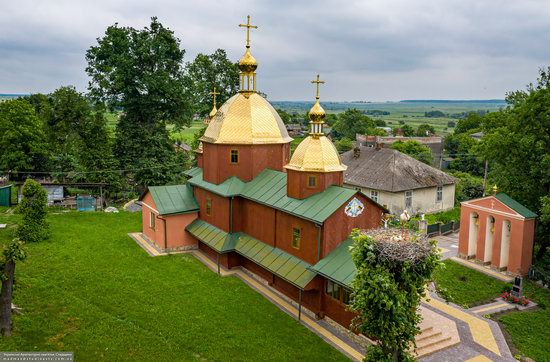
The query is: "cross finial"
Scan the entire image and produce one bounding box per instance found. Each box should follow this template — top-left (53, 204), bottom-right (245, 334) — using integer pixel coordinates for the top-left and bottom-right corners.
top-left (209, 87), bottom-right (220, 107)
top-left (311, 74), bottom-right (325, 99)
top-left (239, 15), bottom-right (258, 48)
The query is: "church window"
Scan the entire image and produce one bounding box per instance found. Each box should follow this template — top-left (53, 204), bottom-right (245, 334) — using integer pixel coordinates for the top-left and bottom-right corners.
top-left (206, 198), bottom-right (212, 216)
top-left (292, 227), bottom-right (301, 249)
top-left (307, 175), bottom-right (317, 188)
top-left (405, 191), bottom-right (413, 209)
top-left (150, 211), bottom-right (156, 230)
top-left (326, 280), bottom-right (341, 300)
top-left (230, 149), bottom-right (239, 164)
top-left (370, 190), bottom-right (378, 203)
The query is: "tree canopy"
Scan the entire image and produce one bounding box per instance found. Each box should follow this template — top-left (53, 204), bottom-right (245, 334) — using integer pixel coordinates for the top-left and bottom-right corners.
top-left (333, 109), bottom-right (376, 140)
top-left (391, 140), bottom-right (433, 165)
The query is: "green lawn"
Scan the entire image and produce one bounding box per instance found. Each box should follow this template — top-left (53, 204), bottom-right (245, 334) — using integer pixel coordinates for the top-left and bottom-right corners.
top-left (433, 259), bottom-right (510, 308)
top-left (434, 259), bottom-right (550, 361)
top-left (0, 211), bottom-right (347, 361)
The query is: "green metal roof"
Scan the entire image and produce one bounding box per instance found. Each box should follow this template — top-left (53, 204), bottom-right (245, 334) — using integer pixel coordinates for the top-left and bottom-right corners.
top-left (495, 193), bottom-right (537, 219)
top-left (141, 184), bottom-right (199, 216)
top-left (184, 167), bottom-right (202, 178)
top-left (186, 219), bottom-right (235, 252)
top-left (233, 234), bottom-right (316, 289)
top-left (187, 168), bottom-right (378, 223)
top-left (186, 219), bottom-right (316, 289)
top-left (310, 238), bottom-right (356, 288)
top-left (188, 172), bottom-right (246, 198)
top-left (0, 184), bottom-right (12, 190)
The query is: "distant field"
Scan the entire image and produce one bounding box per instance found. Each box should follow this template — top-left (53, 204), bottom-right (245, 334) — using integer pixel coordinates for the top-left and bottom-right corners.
top-left (272, 100), bottom-right (506, 136)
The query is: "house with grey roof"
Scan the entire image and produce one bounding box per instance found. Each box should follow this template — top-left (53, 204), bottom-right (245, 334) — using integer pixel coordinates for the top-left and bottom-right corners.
top-left (341, 146), bottom-right (456, 215)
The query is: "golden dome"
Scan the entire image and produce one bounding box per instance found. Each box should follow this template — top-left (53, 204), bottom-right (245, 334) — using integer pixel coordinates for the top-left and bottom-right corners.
top-left (239, 47), bottom-right (258, 73)
top-left (308, 99), bottom-right (326, 123)
top-left (285, 136), bottom-right (347, 172)
top-left (201, 93), bottom-right (292, 145)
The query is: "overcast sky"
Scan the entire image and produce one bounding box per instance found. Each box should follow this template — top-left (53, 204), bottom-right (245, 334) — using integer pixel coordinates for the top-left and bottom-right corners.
top-left (1, 0), bottom-right (549, 101)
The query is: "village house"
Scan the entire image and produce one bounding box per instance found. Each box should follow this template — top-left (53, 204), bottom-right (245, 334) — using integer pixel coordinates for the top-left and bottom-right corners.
top-left (356, 134), bottom-right (444, 168)
top-left (341, 145), bottom-right (456, 215)
top-left (139, 18), bottom-right (387, 328)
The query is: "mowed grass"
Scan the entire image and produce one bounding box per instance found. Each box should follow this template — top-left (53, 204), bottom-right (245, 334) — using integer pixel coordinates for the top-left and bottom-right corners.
top-left (499, 282), bottom-right (550, 362)
top-left (0, 212), bottom-right (347, 361)
top-left (433, 259), bottom-right (509, 308)
top-left (434, 259), bottom-right (550, 361)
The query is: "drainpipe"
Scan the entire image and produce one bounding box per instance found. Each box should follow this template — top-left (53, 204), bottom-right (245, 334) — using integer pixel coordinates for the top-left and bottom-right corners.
top-left (315, 224), bottom-right (322, 262)
top-left (298, 289), bottom-right (303, 321)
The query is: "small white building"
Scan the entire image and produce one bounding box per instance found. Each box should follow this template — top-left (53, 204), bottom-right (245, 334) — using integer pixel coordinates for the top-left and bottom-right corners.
top-left (341, 146), bottom-right (456, 215)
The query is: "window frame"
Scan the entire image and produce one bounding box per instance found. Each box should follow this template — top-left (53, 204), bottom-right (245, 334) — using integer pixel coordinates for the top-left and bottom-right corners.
top-left (291, 227), bottom-right (301, 249)
top-left (150, 211), bottom-right (156, 230)
top-left (306, 175), bottom-right (317, 189)
top-left (326, 280), bottom-right (352, 305)
top-left (405, 190), bottom-right (413, 209)
top-left (230, 149), bottom-right (239, 164)
top-left (436, 185), bottom-right (443, 202)
top-left (370, 190), bottom-right (379, 203)
top-left (205, 198), bottom-right (212, 216)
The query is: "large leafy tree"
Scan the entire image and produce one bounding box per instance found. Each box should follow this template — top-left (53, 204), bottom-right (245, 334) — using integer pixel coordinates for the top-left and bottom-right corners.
top-left (391, 140), bottom-right (433, 165)
top-left (86, 17), bottom-right (189, 186)
top-left (184, 49), bottom-right (239, 117)
top-left (480, 67), bottom-right (550, 260)
top-left (0, 99), bottom-right (48, 174)
top-left (349, 230), bottom-right (440, 361)
top-left (333, 109), bottom-right (376, 140)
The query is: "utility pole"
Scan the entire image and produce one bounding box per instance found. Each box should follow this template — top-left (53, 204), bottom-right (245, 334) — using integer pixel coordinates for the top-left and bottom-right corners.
top-left (482, 160), bottom-right (488, 196)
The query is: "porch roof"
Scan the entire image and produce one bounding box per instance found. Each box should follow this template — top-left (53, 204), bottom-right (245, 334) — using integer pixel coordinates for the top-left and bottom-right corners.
top-left (310, 238), bottom-right (356, 288)
top-left (140, 184), bottom-right (199, 216)
top-left (186, 219), bottom-right (316, 289)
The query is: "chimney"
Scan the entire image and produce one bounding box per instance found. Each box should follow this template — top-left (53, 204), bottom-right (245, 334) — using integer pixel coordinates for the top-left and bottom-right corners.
top-left (353, 147), bottom-right (361, 158)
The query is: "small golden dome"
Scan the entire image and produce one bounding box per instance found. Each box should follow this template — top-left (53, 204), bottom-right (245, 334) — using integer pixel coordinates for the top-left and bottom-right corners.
top-left (285, 136), bottom-right (347, 173)
top-left (239, 47), bottom-right (258, 73)
top-left (209, 105), bottom-right (218, 119)
top-left (201, 93), bottom-right (292, 145)
top-left (309, 99), bottom-right (326, 123)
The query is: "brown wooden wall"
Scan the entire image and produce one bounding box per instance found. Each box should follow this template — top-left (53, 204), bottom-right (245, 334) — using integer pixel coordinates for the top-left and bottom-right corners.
top-left (193, 188), bottom-right (230, 232)
top-left (202, 143), bottom-right (290, 184)
top-left (233, 199), bottom-right (277, 246)
top-left (287, 169), bottom-right (344, 199)
top-left (322, 193), bottom-right (384, 258)
top-left (322, 289), bottom-right (355, 329)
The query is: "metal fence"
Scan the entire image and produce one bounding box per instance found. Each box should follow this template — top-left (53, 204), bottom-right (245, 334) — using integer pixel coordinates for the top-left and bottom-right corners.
top-left (528, 265), bottom-right (550, 288)
top-left (426, 221), bottom-right (459, 237)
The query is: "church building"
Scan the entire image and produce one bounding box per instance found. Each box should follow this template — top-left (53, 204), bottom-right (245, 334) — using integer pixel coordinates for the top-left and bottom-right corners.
top-left (139, 16), bottom-right (387, 328)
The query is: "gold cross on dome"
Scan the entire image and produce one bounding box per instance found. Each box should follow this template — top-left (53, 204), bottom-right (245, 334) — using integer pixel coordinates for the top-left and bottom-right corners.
top-left (239, 15), bottom-right (258, 47)
top-left (311, 74), bottom-right (325, 99)
top-left (209, 87), bottom-right (220, 107)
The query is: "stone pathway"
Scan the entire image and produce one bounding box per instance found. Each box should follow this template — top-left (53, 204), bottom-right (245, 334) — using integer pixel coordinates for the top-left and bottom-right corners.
top-left (469, 300), bottom-right (516, 316)
top-left (433, 233), bottom-right (459, 260)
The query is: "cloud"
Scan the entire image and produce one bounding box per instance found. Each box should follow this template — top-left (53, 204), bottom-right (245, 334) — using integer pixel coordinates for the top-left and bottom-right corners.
top-left (1, 0), bottom-right (549, 100)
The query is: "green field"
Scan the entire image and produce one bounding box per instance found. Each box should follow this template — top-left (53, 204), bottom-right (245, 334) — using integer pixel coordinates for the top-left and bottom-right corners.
top-left (0, 210), bottom-right (346, 361)
top-left (433, 259), bottom-right (550, 361)
top-left (273, 100), bottom-right (505, 136)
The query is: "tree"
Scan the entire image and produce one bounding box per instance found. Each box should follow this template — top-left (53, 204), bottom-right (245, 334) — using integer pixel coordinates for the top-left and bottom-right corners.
top-left (416, 124), bottom-right (436, 137)
top-left (449, 171), bottom-right (485, 202)
top-left (184, 49), bottom-right (239, 117)
top-left (479, 68), bottom-right (550, 260)
top-left (0, 99), bottom-right (48, 174)
top-left (393, 124), bottom-right (415, 137)
top-left (275, 109), bottom-right (293, 124)
top-left (391, 140), bottom-right (433, 165)
top-left (349, 230), bottom-right (440, 362)
top-left (0, 238), bottom-right (26, 336)
top-left (454, 112), bottom-right (483, 135)
top-left (86, 17), bottom-right (189, 186)
top-left (335, 138), bottom-right (354, 153)
top-left (332, 109), bottom-right (376, 140)
top-left (16, 179), bottom-right (49, 243)
top-left (444, 133), bottom-right (484, 175)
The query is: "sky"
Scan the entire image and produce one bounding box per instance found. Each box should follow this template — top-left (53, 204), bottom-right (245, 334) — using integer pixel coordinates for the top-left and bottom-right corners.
top-left (1, 0), bottom-right (549, 101)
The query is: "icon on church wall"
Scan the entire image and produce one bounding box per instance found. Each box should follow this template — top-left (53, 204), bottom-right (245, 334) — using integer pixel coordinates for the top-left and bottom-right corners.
top-left (345, 197), bottom-right (364, 217)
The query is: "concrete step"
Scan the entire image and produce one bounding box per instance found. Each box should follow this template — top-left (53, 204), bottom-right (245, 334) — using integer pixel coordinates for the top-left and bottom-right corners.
top-left (416, 334), bottom-right (452, 350)
top-left (416, 329), bottom-right (443, 343)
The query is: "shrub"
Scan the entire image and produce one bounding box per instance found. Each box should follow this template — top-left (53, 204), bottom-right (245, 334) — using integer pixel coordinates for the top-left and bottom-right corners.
top-left (16, 179), bottom-right (49, 243)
